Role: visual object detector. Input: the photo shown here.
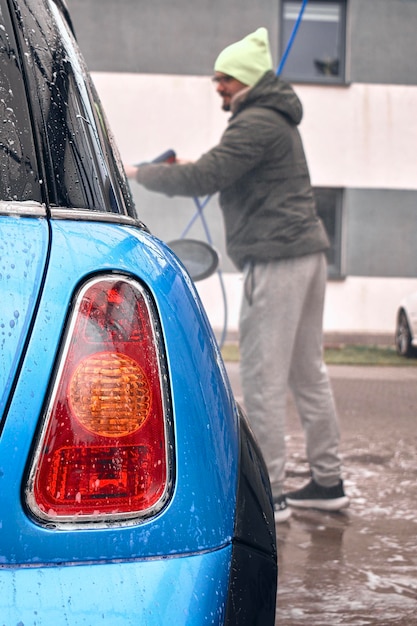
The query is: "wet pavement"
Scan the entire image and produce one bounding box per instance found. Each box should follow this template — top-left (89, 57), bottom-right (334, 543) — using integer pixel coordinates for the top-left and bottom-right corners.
top-left (225, 362), bottom-right (417, 625)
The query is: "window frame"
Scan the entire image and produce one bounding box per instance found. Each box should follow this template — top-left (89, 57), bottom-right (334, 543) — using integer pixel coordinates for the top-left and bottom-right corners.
top-left (314, 186), bottom-right (344, 279)
top-left (279, 0), bottom-right (347, 85)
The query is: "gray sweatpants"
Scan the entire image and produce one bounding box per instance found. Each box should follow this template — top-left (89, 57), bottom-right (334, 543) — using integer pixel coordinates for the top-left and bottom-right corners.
top-left (239, 252), bottom-right (342, 498)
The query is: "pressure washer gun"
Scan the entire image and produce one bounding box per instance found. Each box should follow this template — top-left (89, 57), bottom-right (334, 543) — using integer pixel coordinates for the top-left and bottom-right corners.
top-left (152, 149), bottom-right (176, 164)
top-left (136, 149), bottom-right (177, 166)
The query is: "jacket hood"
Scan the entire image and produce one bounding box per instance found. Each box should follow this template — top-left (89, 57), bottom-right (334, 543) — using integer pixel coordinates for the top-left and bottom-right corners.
top-left (232, 70), bottom-right (303, 125)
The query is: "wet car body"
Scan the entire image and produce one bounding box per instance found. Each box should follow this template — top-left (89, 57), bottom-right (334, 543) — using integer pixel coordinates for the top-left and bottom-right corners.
top-left (0, 0), bottom-right (277, 623)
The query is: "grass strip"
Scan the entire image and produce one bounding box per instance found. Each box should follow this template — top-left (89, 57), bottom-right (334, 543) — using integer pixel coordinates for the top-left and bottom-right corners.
top-left (221, 343), bottom-right (417, 366)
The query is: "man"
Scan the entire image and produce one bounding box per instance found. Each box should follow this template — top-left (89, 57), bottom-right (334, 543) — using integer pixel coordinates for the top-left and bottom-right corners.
top-left (125, 27), bottom-right (349, 522)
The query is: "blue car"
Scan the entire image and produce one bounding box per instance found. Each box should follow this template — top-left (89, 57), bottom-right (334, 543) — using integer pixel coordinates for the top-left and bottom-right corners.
top-left (0, 0), bottom-right (277, 623)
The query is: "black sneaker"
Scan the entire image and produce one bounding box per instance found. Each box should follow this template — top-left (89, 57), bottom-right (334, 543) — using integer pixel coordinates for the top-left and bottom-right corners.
top-left (273, 495), bottom-right (292, 523)
top-left (286, 479), bottom-right (350, 511)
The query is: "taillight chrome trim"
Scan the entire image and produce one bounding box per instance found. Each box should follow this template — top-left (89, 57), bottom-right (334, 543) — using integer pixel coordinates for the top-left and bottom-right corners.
top-left (25, 273), bottom-right (175, 527)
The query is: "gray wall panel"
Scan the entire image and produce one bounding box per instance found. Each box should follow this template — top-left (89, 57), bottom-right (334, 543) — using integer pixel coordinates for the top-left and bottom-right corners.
top-left (131, 187), bottom-right (417, 279)
top-left (68, 0), bottom-right (279, 75)
top-left (349, 0), bottom-right (417, 85)
top-left (345, 189), bottom-right (417, 277)
top-left (68, 0), bottom-right (417, 85)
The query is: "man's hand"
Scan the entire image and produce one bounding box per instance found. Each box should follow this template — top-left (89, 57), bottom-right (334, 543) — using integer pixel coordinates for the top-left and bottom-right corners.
top-left (124, 164), bottom-right (139, 179)
top-left (174, 158), bottom-right (192, 165)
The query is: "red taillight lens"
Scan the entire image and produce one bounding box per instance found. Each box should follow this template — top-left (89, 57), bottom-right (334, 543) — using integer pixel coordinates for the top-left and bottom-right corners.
top-left (26, 275), bottom-right (173, 523)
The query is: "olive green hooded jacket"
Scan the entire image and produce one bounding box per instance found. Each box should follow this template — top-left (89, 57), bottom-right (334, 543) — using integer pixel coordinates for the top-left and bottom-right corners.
top-left (135, 70), bottom-right (329, 270)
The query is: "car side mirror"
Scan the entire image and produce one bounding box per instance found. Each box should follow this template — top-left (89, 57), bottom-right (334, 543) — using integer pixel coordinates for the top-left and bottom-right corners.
top-left (168, 239), bottom-right (219, 282)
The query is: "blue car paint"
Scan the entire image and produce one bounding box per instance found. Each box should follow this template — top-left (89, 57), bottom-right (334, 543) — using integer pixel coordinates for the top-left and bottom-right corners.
top-left (0, 0), bottom-right (277, 618)
top-left (0, 219), bottom-right (239, 565)
top-left (0, 546), bottom-right (232, 625)
top-left (0, 217), bottom-right (49, 416)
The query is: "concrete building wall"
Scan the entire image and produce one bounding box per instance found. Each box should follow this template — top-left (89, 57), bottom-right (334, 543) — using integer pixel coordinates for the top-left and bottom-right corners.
top-left (68, 0), bottom-right (279, 75)
top-left (69, 0), bottom-right (417, 85)
top-left (348, 0), bottom-right (417, 84)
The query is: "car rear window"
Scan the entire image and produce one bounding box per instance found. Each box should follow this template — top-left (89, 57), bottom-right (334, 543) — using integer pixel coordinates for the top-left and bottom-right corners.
top-left (1, 0), bottom-right (135, 216)
top-left (0, 4), bottom-right (42, 203)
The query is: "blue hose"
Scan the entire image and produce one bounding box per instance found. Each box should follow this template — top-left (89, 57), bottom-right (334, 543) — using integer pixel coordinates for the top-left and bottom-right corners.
top-left (277, 0), bottom-right (309, 76)
top-left (180, 195), bottom-right (212, 239)
top-left (187, 196), bottom-right (228, 350)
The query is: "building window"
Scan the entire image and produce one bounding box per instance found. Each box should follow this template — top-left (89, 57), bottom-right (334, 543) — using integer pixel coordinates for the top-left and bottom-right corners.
top-left (314, 187), bottom-right (343, 278)
top-left (280, 1), bottom-right (346, 83)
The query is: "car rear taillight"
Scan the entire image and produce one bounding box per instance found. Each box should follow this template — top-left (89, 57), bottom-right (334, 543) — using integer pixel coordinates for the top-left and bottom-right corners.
top-left (26, 275), bottom-right (173, 523)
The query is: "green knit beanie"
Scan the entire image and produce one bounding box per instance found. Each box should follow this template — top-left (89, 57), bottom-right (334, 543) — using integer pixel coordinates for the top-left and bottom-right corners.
top-left (214, 27), bottom-right (273, 87)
